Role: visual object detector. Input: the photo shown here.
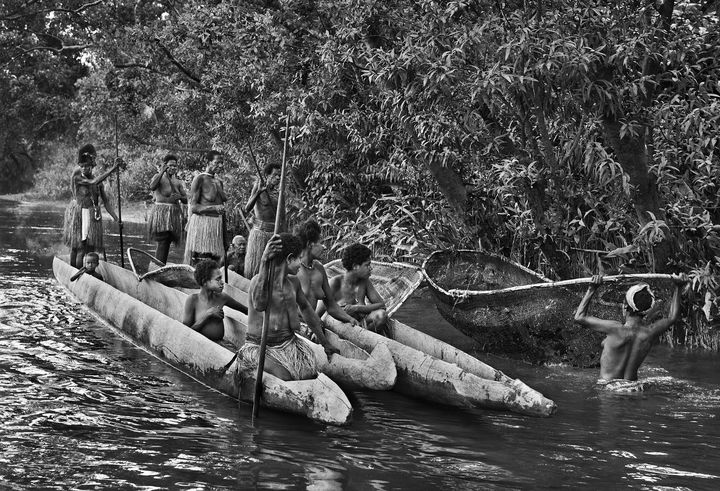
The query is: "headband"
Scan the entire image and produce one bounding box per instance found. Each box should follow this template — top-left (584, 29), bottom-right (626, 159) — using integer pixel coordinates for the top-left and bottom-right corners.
top-left (625, 283), bottom-right (655, 313)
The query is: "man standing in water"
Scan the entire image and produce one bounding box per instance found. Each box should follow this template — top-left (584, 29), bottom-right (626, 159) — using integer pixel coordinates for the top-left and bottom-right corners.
top-left (240, 234), bottom-right (338, 381)
top-left (147, 154), bottom-right (187, 264)
top-left (183, 259), bottom-right (247, 341)
top-left (327, 243), bottom-right (389, 336)
top-left (574, 273), bottom-right (688, 383)
top-left (63, 144), bottom-right (122, 268)
top-left (243, 162), bottom-right (283, 278)
top-left (184, 150), bottom-right (227, 265)
top-left (295, 219), bottom-right (358, 327)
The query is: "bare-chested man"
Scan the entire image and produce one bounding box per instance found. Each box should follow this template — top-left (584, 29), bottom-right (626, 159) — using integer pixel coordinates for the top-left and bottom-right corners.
top-left (243, 162), bottom-right (283, 278)
top-left (239, 234), bottom-right (338, 381)
top-left (574, 273), bottom-right (688, 382)
top-left (182, 259), bottom-right (247, 341)
top-left (184, 150), bottom-right (227, 265)
top-left (295, 219), bottom-right (358, 327)
top-left (147, 154), bottom-right (187, 264)
top-left (62, 144), bottom-right (122, 268)
top-left (327, 243), bottom-right (389, 336)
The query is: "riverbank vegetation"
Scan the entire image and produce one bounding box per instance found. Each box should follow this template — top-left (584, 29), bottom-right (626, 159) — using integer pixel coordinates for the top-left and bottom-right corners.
top-left (2, 0), bottom-right (719, 348)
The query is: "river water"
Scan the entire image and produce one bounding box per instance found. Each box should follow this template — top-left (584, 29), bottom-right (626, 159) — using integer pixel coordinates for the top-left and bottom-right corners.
top-left (1, 198), bottom-right (719, 490)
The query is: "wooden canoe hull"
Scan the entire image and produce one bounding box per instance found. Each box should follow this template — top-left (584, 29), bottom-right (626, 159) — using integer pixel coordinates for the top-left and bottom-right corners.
top-left (423, 250), bottom-right (677, 367)
top-left (324, 317), bottom-right (555, 417)
top-left (53, 257), bottom-right (352, 425)
top-left (229, 266), bottom-right (555, 416)
top-left (105, 257), bottom-right (394, 392)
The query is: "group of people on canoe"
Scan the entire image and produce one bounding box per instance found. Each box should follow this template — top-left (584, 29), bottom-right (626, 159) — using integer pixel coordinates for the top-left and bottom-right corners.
top-left (62, 144), bottom-right (389, 382)
top-left (61, 143), bottom-right (690, 389)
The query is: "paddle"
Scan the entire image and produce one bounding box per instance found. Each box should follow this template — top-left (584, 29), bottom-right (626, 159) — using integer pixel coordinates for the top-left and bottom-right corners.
top-left (70, 267), bottom-right (87, 282)
top-left (114, 113), bottom-right (125, 268)
top-left (252, 116), bottom-right (291, 421)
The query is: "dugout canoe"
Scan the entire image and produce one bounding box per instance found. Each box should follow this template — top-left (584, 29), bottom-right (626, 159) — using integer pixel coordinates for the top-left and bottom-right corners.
top-left (128, 247), bottom-right (199, 288)
top-left (53, 256), bottom-right (352, 425)
top-left (422, 250), bottom-right (677, 367)
top-left (230, 262), bottom-right (556, 417)
top-left (128, 249), bottom-right (397, 391)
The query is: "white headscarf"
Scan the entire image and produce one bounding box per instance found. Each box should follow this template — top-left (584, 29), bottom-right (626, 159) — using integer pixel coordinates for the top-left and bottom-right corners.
top-left (625, 283), bottom-right (655, 314)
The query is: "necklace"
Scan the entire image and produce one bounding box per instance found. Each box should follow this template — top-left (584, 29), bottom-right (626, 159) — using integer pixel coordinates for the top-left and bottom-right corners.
top-left (300, 261), bottom-right (314, 270)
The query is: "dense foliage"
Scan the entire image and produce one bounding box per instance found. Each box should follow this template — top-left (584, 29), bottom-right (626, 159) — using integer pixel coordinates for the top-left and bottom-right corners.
top-left (3, 0), bottom-right (720, 347)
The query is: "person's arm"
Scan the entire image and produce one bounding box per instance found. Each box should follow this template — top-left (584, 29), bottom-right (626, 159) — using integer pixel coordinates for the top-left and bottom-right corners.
top-left (99, 185), bottom-right (119, 222)
top-left (217, 179), bottom-right (227, 203)
top-left (316, 276), bottom-right (340, 318)
top-left (250, 235), bottom-right (282, 311)
top-left (244, 181), bottom-right (265, 215)
top-left (182, 294), bottom-right (224, 331)
top-left (573, 275), bottom-right (624, 334)
top-left (294, 277), bottom-right (340, 356)
top-left (175, 178), bottom-right (188, 204)
top-left (149, 166), bottom-right (166, 191)
top-left (648, 274), bottom-right (688, 337)
top-left (320, 265), bottom-right (359, 325)
top-left (345, 280), bottom-right (386, 316)
top-left (75, 161), bottom-right (121, 186)
top-left (220, 292), bottom-right (248, 315)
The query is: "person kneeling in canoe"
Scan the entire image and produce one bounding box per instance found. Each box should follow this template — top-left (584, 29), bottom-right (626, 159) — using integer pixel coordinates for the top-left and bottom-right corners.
top-left (240, 234), bottom-right (339, 381)
top-left (295, 219), bottom-right (359, 331)
top-left (574, 273), bottom-right (688, 385)
top-left (326, 243), bottom-right (389, 336)
top-left (183, 259), bottom-right (247, 341)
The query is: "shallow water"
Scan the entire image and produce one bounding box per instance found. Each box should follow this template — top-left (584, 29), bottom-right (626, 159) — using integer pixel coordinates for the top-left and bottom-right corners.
top-left (1, 198), bottom-right (719, 489)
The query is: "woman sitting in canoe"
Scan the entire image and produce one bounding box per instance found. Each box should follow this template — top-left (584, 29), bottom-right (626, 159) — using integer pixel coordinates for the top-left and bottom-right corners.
top-left (326, 243), bottom-right (389, 336)
top-left (295, 219), bottom-right (358, 329)
top-left (183, 259), bottom-right (247, 341)
top-left (240, 233), bottom-right (339, 381)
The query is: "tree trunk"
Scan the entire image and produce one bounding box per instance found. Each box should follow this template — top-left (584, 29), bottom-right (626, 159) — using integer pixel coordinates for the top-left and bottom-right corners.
top-left (602, 120), bottom-right (676, 272)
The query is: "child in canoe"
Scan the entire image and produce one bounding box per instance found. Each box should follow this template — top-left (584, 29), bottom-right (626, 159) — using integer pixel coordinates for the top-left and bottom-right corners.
top-left (183, 259), bottom-right (247, 341)
top-left (326, 243), bottom-right (389, 336)
top-left (574, 273), bottom-right (688, 384)
top-left (70, 251), bottom-right (104, 282)
top-left (240, 233), bottom-right (339, 381)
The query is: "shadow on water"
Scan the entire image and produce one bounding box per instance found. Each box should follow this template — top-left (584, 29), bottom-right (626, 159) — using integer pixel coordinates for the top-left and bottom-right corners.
top-left (1, 197), bottom-right (720, 489)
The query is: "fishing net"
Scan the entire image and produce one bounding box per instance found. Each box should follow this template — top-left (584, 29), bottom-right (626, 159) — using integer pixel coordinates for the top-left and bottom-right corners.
top-left (127, 247), bottom-right (199, 288)
top-left (423, 250), bottom-right (676, 367)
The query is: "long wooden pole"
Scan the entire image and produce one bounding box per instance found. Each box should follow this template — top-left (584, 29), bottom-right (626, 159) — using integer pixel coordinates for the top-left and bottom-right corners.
top-left (246, 140), bottom-right (265, 186)
top-left (252, 116), bottom-right (291, 421)
top-left (222, 213), bottom-right (228, 282)
top-left (115, 113), bottom-right (125, 268)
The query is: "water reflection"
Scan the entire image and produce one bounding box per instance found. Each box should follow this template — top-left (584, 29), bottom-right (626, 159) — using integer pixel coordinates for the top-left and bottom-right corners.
top-left (1, 198), bottom-right (720, 489)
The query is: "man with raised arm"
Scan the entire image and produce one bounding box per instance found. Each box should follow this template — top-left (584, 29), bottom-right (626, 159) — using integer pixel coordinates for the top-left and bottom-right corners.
top-left (327, 243), bottom-right (389, 336)
top-left (243, 162), bottom-right (283, 278)
top-left (183, 259), bottom-right (248, 341)
top-left (63, 144), bottom-right (123, 268)
top-left (147, 154), bottom-right (187, 264)
top-left (239, 234), bottom-right (338, 381)
top-left (184, 150), bottom-right (227, 265)
top-left (574, 273), bottom-right (689, 383)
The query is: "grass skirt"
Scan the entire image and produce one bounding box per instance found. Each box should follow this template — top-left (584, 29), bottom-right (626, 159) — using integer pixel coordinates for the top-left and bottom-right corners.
top-left (62, 200), bottom-right (104, 249)
top-left (239, 336), bottom-right (318, 380)
top-left (147, 202), bottom-right (185, 243)
top-left (244, 223), bottom-right (274, 278)
top-left (183, 213), bottom-right (224, 263)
